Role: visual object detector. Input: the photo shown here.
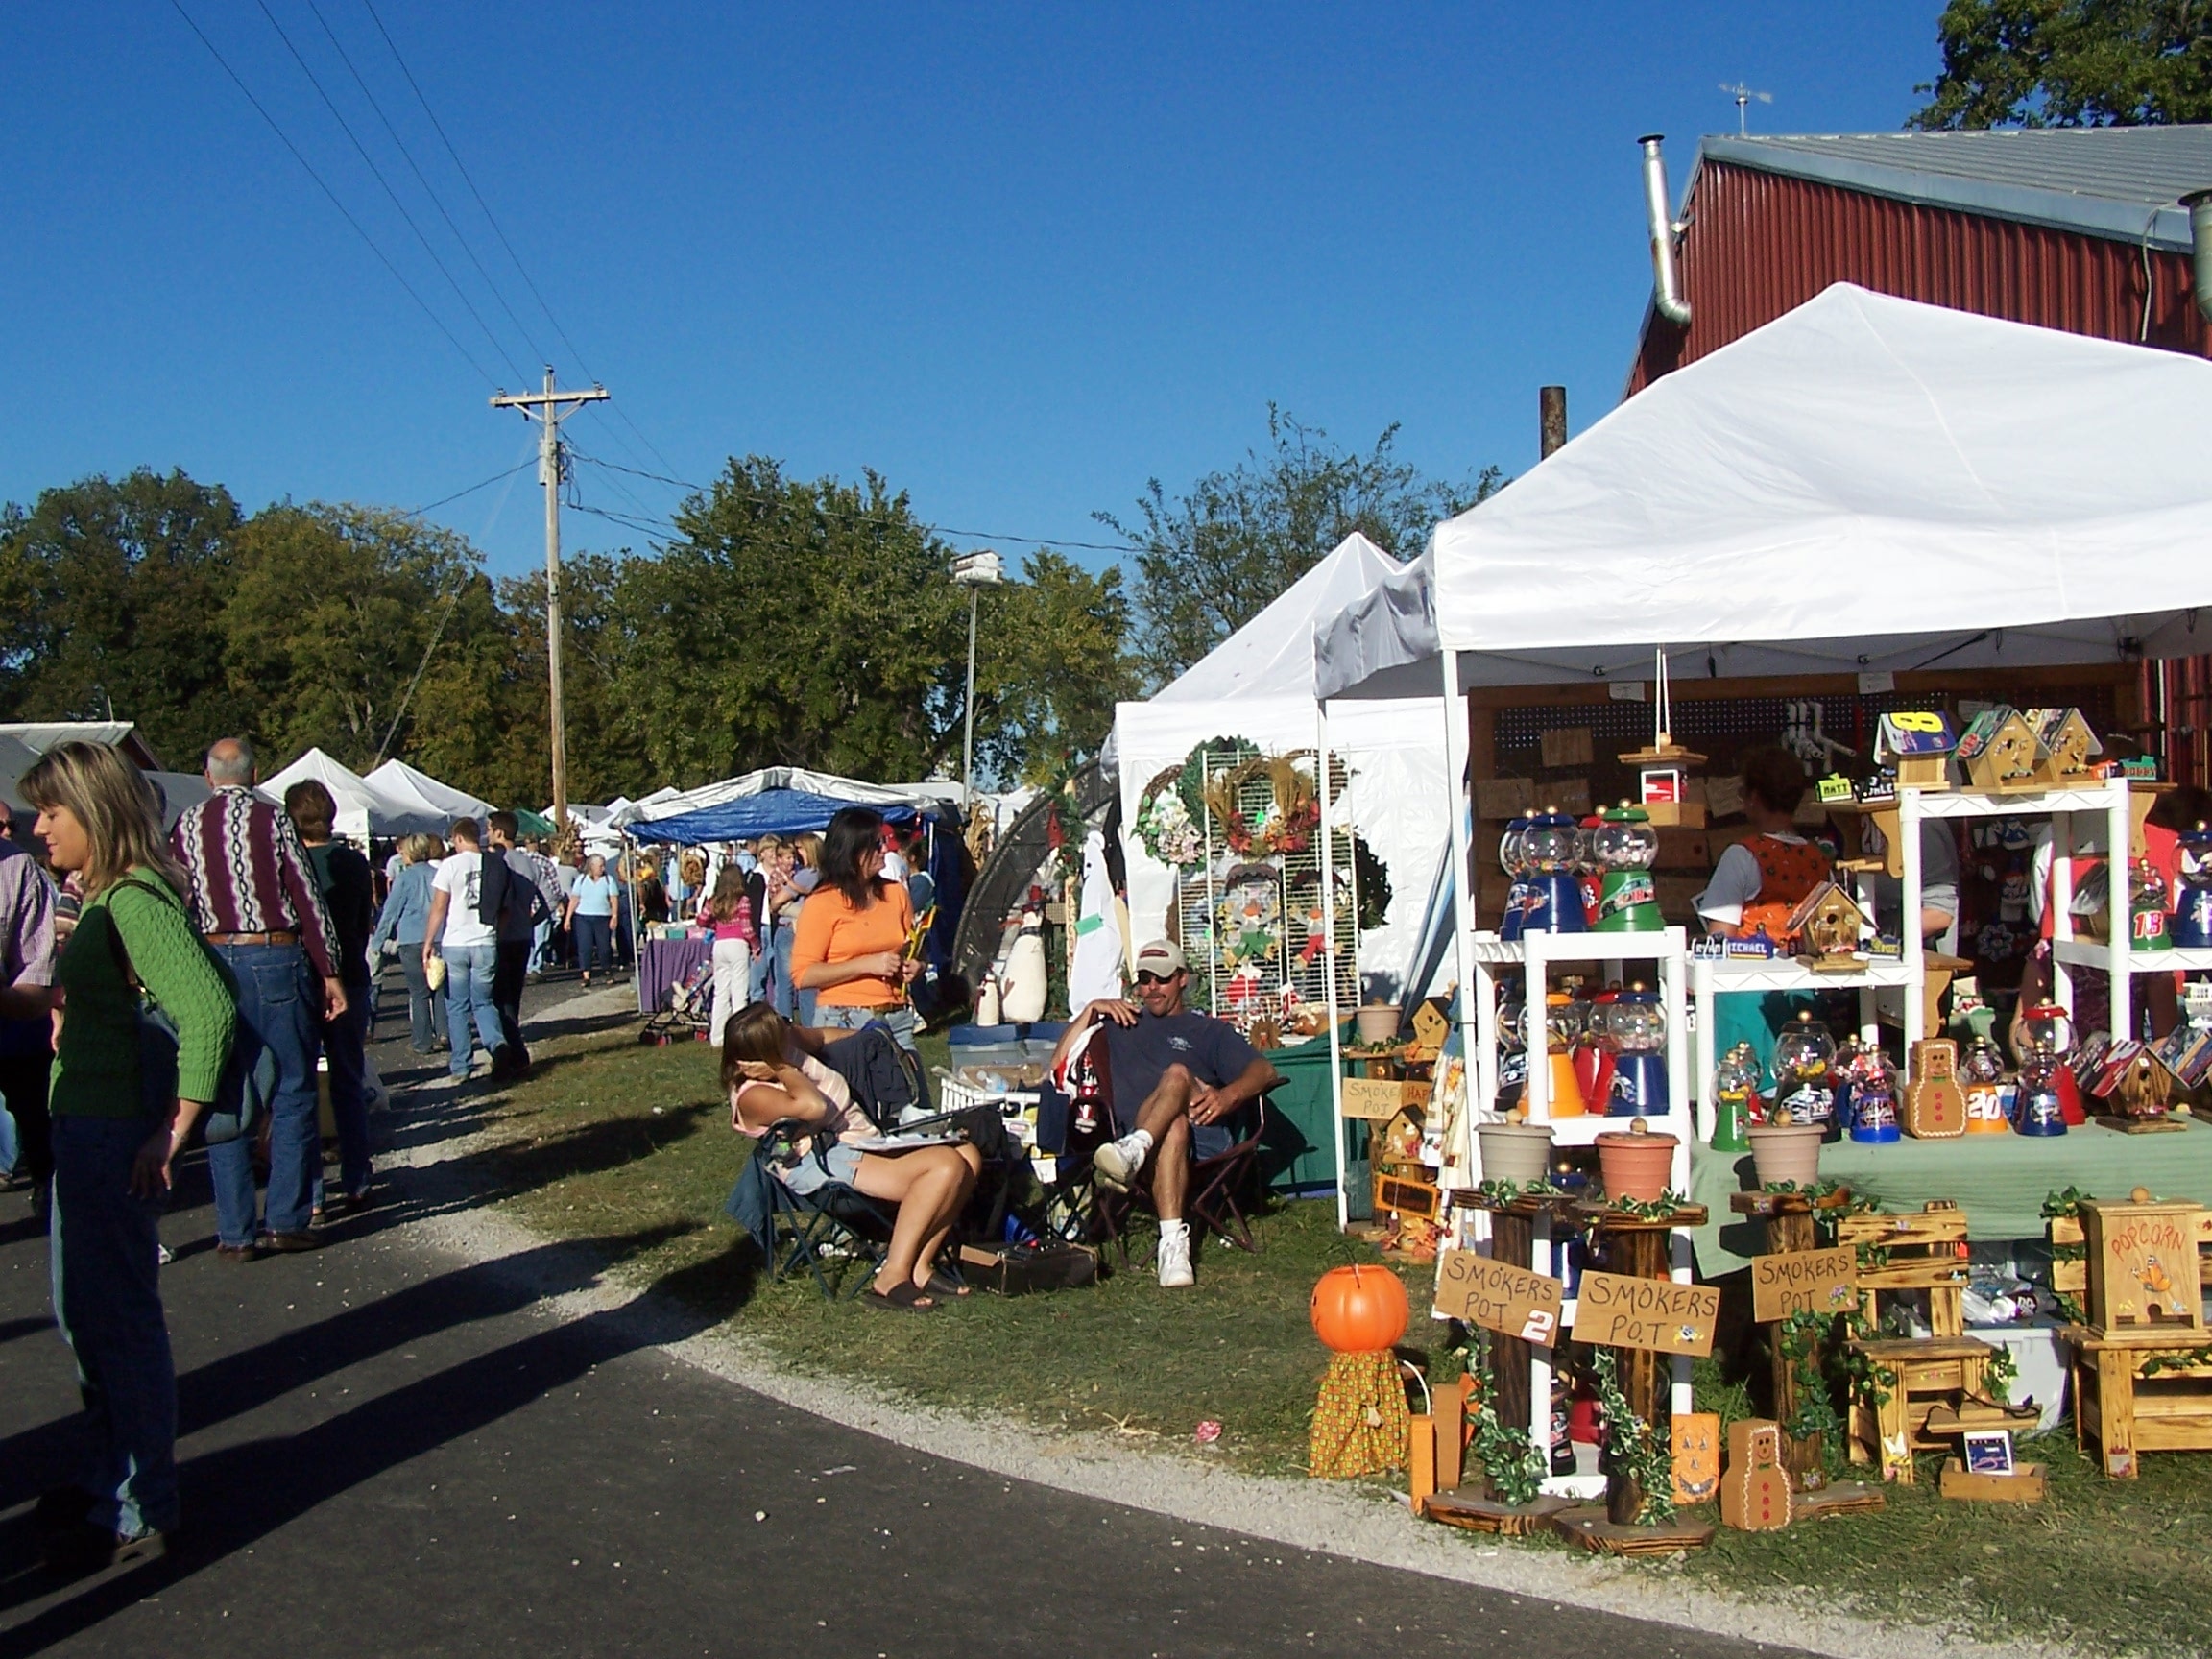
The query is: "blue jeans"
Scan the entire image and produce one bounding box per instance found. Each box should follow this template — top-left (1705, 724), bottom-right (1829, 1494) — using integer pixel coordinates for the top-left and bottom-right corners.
top-left (204, 941), bottom-right (320, 1246)
top-left (442, 944), bottom-right (503, 1078)
top-left (815, 1002), bottom-right (918, 1054)
top-left (573, 914), bottom-right (613, 975)
top-left (320, 973), bottom-right (373, 1198)
top-left (529, 917), bottom-right (552, 975)
top-left (397, 947), bottom-right (444, 1051)
top-left (50, 1113), bottom-right (178, 1537)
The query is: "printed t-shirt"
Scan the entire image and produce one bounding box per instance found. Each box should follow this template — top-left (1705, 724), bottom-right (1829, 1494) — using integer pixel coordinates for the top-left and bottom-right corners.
top-left (432, 852), bottom-right (496, 950)
top-left (790, 881), bottom-right (913, 1008)
top-left (1104, 1009), bottom-right (1262, 1130)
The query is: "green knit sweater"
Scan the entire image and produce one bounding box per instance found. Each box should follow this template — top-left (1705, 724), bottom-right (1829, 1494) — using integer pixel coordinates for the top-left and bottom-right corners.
top-left (52, 869), bottom-right (236, 1118)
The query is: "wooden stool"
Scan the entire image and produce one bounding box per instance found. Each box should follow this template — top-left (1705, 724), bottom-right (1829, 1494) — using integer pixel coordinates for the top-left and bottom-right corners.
top-left (2066, 1328), bottom-right (2212, 1477)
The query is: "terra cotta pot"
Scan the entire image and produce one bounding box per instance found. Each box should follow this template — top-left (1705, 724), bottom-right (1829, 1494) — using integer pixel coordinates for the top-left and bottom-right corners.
top-left (1595, 1117), bottom-right (1678, 1203)
top-left (1477, 1121), bottom-right (1554, 1186)
top-left (1747, 1122), bottom-right (1825, 1189)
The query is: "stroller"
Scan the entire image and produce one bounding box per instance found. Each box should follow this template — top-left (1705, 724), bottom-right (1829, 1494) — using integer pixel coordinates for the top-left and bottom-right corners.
top-left (641, 953), bottom-right (718, 1045)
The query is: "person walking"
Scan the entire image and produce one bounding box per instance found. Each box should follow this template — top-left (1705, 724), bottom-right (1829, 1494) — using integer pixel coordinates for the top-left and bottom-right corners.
top-left (565, 854), bottom-right (619, 987)
top-left (169, 737), bottom-right (344, 1256)
top-left (421, 818), bottom-right (509, 1082)
top-left (27, 741), bottom-right (234, 1570)
top-left (483, 812), bottom-right (557, 1080)
top-left (0, 814), bottom-right (59, 1220)
top-left (700, 865), bottom-right (757, 1046)
top-left (369, 833), bottom-right (444, 1053)
top-left (791, 807), bottom-right (921, 1054)
top-left (283, 781), bottom-right (375, 1214)
top-left (521, 839), bottom-right (561, 977)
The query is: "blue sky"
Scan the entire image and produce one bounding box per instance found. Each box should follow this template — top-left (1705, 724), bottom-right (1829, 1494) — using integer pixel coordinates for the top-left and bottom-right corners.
top-left (4, 2), bottom-right (1944, 580)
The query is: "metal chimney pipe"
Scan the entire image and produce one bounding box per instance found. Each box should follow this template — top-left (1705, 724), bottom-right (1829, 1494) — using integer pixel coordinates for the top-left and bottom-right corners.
top-left (1638, 134), bottom-right (1692, 326)
top-left (2184, 190), bottom-right (2212, 324)
top-left (1539, 386), bottom-right (1567, 458)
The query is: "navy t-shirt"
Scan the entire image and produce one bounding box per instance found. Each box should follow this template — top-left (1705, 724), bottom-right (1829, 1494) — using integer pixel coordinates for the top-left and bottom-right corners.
top-left (1106, 1009), bottom-right (1262, 1129)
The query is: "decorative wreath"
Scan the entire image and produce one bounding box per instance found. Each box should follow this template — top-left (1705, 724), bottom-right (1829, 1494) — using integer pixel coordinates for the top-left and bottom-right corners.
top-left (1205, 751), bottom-right (1322, 857)
top-left (1137, 762), bottom-right (1206, 867)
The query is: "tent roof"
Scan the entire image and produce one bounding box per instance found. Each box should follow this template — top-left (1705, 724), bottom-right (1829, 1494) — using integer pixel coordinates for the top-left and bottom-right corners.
top-left (261, 748), bottom-right (445, 837)
top-left (364, 758), bottom-right (492, 821)
top-left (1156, 532), bottom-right (1402, 704)
top-left (1321, 284), bottom-right (2212, 695)
top-left (612, 768), bottom-right (946, 828)
top-left (628, 787), bottom-right (920, 846)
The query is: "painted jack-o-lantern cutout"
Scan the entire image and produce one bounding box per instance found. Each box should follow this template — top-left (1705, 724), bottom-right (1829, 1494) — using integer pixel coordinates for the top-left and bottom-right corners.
top-left (1671, 1411), bottom-right (1719, 1506)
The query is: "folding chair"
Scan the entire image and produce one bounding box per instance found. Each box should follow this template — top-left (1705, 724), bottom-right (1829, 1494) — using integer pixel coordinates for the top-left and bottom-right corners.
top-left (723, 1120), bottom-right (898, 1300)
top-left (1092, 1100), bottom-right (1268, 1270)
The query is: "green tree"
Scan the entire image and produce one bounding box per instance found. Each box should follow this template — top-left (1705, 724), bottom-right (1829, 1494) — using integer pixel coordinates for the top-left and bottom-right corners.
top-left (1911, 0), bottom-right (2212, 127)
top-left (1097, 407), bottom-right (1501, 685)
top-left (0, 469), bottom-right (249, 764)
top-left (968, 551), bottom-right (1139, 786)
top-left (498, 550), bottom-right (655, 804)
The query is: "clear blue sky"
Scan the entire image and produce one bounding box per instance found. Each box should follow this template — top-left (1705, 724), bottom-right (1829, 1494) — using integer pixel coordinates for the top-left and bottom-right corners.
top-left (4, 2), bottom-right (1945, 581)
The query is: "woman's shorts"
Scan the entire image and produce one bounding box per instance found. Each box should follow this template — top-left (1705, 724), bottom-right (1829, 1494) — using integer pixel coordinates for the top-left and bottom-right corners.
top-left (777, 1140), bottom-right (865, 1197)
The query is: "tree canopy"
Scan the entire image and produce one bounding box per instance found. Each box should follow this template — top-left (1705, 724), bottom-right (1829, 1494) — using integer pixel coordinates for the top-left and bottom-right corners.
top-left (1911, 0), bottom-right (2212, 127)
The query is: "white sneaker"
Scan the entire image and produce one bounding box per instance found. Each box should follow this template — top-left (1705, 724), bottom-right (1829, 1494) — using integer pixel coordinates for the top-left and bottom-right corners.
top-left (1091, 1130), bottom-right (1151, 1193)
top-left (1157, 1221), bottom-right (1194, 1288)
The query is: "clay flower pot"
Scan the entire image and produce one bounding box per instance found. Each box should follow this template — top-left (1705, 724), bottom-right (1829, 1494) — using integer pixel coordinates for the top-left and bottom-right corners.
top-left (1595, 1117), bottom-right (1678, 1204)
top-left (1747, 1123), bottom-right (1825, 1189)
top-left (1354, 1004), bottom-right (1402, 1045)
top-left (1477, 1121), bottom-right (1554, 1186)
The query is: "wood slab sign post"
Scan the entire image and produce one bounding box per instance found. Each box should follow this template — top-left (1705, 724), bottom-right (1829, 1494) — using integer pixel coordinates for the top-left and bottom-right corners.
top-left (1435, 1242), bottom-right (1566, 1456)
top-left (1731, 1188), bottom-right (1855, 1483)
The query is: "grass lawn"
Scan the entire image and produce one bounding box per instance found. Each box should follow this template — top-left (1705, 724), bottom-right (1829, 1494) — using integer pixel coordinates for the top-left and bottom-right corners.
top-left (459, 1013), bottom-right (2212, 1655)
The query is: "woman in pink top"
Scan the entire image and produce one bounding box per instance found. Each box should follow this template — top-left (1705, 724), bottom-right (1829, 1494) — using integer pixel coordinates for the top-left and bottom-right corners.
top-left (702, 867), bottom-right (757, 1047)
top-left (722, 1004), bottom-right (978, 1311)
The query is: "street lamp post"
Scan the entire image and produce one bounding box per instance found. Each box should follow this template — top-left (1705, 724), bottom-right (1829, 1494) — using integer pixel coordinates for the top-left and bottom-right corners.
top-left (950, 549), bottom-right (1005, 812)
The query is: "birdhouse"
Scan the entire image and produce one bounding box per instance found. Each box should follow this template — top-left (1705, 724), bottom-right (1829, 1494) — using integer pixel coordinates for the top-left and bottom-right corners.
top-left (1875, 711), bottom-right (1958, 791)
top-left (1955, 708), bottom-right (2047, 792)
top-left (1408, 996), bottom-right (1453, 1059)
top-left (1904, 1039), bottom-right (1967, 1139)
top-left (2081, 1190), bottom-right (2206, 1333)
top-left (2028, 708), bottom-right (2103, 784)
top-left (1719, 1419), bottom-right (1793, 1531)
top-left (1785, 880), bottom-right (1868, 965)
top-left (1617, 734), bottom-right (1708, 828)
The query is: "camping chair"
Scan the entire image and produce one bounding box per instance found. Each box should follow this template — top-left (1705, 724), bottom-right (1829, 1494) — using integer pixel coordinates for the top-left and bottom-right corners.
top-left (1091, 1099), bottom-right (1268, 1271)
top-left (722, 1120), bottom-right (898, 1300)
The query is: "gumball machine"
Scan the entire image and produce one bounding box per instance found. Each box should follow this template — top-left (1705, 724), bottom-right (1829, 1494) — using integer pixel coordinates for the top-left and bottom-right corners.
top-left (1960, 1035), bottom-right (2012, 1134)
top-left (2130, 856), bottom-right (2175, 953)
top-left (1519, 809), bottom-right (1589, 935)
top-left (2014, 1002), bottom-right (2079, 1135)
top-left (2175, 824), bottom-right (2212, 948)
top-left (1711, 1040), bottom-right (1760, 1151)
top-left (1843, 1046), bottom-right (1900, 1143)
top-left (1601, 986), bottom-right (1670, 1117)
top-left (1770, 1013), bottom-right (1838, 1137)
top-left (1519, 991), bottom-right (1588, 1118)
top-left (1577, 812), bottom-right (1605, 927)
top-left (1498, 816), bottom-right (1533, 943)
top-left (1574, 987), bottom-right (1615, 1108)
top-left (1591, 803), bottom-right (1663, 932)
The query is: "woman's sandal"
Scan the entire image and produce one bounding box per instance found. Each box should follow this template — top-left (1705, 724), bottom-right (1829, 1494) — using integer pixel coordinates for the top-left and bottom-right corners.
top-left (922, 1269), bottom-right (971, 1298)
top-left (863, 1281), bottom-right (936, 1312)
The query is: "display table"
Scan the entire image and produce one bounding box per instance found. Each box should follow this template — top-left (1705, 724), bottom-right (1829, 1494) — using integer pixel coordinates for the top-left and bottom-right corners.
top-left (1688, 1118), bottom-right (2212, 1276)
top-left (637, 935), bottom-right (711, 1015)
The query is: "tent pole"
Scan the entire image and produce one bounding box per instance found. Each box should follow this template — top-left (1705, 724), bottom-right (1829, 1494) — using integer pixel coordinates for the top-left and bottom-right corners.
top-left (1439, 648), bottom-right (1476, 1081)
top-left (1318, 697), bottom-right (1349, 1231)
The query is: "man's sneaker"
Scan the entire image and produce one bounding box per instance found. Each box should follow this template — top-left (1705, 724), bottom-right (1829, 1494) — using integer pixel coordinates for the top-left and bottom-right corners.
top-left (1090, 1131), bottom-right (1150, 1193)
top-left (1157, 1221), bottom-right (1194, 1288)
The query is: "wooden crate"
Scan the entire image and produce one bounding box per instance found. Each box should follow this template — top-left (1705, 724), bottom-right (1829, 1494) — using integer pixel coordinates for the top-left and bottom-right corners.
top-left (2081, 1191), bottom-right (2208, 1333)
top-left (1940, 1459), bottom-right (2047, 1503)
top-left (1839, 1202), bottom-right (1972, 1334)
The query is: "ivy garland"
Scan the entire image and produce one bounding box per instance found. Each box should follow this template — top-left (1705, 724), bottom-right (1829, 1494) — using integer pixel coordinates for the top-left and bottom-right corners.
top-left (1588, 1347), bottom-right (1676, 1525)
top-left (1773, 1305), bottom-right (1890, 1479)
top-left (1475, 1177), bottom-right (1565, 1208)
top-left (1466, 1334), bottom-right (1548, 1507)
top-left (2042, 1187), bottom-right (2089, 1325)
top-left (1606, 1190), bottom-right (1689, 1223)
top-left (1987, 1345), bottom-right (2020, 1404)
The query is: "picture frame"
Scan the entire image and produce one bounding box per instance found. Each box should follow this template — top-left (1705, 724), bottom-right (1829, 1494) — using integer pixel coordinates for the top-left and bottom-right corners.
top-left (1963, 1429), bottom-right (2015, 1477)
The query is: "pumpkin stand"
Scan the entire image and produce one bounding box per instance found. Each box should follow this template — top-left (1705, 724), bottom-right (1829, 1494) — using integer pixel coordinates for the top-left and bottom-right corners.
top-left (1308, 1265), bottom-right (1413, 1479)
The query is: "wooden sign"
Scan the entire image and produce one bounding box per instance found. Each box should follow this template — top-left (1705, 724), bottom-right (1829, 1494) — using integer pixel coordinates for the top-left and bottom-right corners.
top-left (1720, 1419), bottom-right (1793, 1530)
top-left (1341, 1079), bottom-right (1423, 1121)
top-left (1540, 727), bottom-right (1594, 770)
top-left (1572, 1272), bottom-right (1720, 1358)
top-left (1671, 1411), bottom-right (1720, 1507)
top-left (1750, 1246), bottom-right (1860, 1324)
top-left (1434, 1250), bottom-right (1565, 1347)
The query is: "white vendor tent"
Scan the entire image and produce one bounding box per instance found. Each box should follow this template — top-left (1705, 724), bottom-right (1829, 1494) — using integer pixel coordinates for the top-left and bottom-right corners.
top-left (609, 768), bottom-right (936, 829)
top-left (365, 758), bottom-right (492, 824)
top-left (1114, 532), bottom-right (1451, 1001)
top-left (261, 748), bottom-right (444, 842)
top-left (1318, 283), bottom-right (2212, 701)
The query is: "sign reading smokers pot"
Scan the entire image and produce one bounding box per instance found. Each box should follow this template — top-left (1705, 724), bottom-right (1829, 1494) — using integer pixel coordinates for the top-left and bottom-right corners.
top-left (1750, 1246), bottom-right (1860, 1324)
top-left (1573, 1272), bottom-right (1720, 1357)
top-left (1434, 1250), bottom-right (1565, 1347)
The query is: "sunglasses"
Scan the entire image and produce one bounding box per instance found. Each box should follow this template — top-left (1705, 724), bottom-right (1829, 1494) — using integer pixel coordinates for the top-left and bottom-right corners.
top-left (1136, 970), bottom-right (1177, 986)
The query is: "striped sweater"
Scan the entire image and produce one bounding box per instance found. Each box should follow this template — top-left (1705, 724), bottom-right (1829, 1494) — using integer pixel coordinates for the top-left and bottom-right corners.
top-left (169, 785), bottom-right (339, 978)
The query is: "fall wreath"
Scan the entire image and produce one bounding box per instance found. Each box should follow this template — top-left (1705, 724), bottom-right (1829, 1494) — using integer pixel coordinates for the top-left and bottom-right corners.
top-left (1204, 750), bottom-right (1322, 857)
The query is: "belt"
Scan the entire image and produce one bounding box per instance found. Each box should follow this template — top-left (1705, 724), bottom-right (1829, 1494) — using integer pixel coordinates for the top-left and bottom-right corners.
top-left (206, 931), bottom-right (300, 947)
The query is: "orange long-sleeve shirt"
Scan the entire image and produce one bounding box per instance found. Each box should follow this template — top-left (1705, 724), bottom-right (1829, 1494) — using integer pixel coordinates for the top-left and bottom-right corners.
top-left (789, 880), bottom-right (913, 1008)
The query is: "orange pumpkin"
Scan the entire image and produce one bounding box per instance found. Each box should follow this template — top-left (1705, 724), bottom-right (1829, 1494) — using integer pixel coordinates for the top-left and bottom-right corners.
top-left (1310, 1264), bottom-right (1409, 1353)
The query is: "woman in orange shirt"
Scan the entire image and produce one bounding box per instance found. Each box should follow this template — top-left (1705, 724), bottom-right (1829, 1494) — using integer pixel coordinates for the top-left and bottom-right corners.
top-left (791, 807), bottom-right (921, 1053)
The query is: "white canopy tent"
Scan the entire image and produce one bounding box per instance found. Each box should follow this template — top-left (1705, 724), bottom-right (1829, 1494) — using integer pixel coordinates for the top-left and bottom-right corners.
top-left (608, 768), bottom-right (939, 829)
top-left (1114, 532), bottom-right (1451, 1001)
top-left (365, 758), bottom-right (492, 825)
top-left (261, 748), bottom-right (444, 843)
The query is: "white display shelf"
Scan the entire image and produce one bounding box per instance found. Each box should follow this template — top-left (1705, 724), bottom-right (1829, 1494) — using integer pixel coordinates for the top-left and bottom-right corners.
top-left (2054, 941), bottom-right (2212, 974)
top-left (1692, 954), bottom-right (1917, 994)
top-left (1468, 930), bottom-right (1688, 967)
top-left (1908, 784), bottom-right (2130, 819)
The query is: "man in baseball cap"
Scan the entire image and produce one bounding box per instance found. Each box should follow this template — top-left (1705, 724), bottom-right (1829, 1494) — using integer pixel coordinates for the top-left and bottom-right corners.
top-left (1046, 938), bottom-right (1281, 1287)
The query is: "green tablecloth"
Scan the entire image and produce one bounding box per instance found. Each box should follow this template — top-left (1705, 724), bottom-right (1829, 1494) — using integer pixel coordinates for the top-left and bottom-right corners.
top-left (1687, 1118), bottom-right (2212, 1276)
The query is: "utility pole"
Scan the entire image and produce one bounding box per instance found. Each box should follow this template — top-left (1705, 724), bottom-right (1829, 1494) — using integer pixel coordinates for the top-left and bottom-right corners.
top-left (491, 367), bottom-right (607, 834)
top-left (950, 549), bottom-right (1004, 811)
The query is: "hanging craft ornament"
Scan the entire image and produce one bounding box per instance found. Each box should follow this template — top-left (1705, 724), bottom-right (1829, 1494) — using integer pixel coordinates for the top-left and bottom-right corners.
top-left (1136, 763), bottom-right (1206, 867)
top-left (1206, 752), bottom-right (1323, 857)
top-left (1216, 866), bottom-right (1283, 972)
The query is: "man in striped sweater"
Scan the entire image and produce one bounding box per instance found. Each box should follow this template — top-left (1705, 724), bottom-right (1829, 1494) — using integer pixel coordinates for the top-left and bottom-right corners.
top-left (170, 737), bottom-right (347, 1257)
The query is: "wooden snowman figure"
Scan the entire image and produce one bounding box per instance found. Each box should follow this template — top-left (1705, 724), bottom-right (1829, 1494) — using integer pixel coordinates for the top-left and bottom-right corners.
top-left (1720, 1418), bottom-right (1793, 1530)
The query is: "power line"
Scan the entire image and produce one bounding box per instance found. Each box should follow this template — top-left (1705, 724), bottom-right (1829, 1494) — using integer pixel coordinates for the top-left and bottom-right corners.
top-left (167, 0), bottom-right (501, 387)
top-left (301, 0), bottom-right (550, 370)
top-left (252, 0), bottom-right (529, 383)
top-left (405, 457), bottom-right (535, 518)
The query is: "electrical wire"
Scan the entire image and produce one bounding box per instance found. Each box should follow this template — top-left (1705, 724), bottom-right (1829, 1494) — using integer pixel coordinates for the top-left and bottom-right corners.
top-left (405, 457), bottom-right (535, 518)
top-left (252, 0), bottom-right (529, 383)
top-left (167, 0), bottom-right (501, 388)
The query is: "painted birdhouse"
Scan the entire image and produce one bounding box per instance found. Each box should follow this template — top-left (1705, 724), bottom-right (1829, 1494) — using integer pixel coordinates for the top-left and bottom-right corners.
top-left (1785, 880), bottom-right (1868, 964)
top-left (1719, 1419), bottom-right (1793, 1531)
top-left (1617, 734), bottom-right (1709, 828)
top-left (1955, 708), bottom-right (2047, 792)
top-left (1875, 711), bottom-right (1959, 791)
top-left (2028, 708), bottom-right (2104, 784)
top-left (1408, 996), bottom-right (1453, 1058)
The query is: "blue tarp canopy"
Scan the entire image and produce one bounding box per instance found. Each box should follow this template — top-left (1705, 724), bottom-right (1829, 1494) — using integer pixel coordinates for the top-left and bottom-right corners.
top-left (628, 787), bottom-right (919, 846)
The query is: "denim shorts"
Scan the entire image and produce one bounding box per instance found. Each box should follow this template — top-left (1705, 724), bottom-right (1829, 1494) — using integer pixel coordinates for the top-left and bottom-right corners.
top-left (777, 1140), bottom-right (865, 1197)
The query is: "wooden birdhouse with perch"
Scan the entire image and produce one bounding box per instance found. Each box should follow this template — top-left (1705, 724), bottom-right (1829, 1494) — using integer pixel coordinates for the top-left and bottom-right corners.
top-left (1875, 711), bottom-right (1958, 791)
top-left (2028, 708), bottom-right (2103, 785)
top-left (1617, 646), bottom-right (1707, 827)
top-left (1786, 880), bottom-right (1868, 968)
top-left (1955, 708), bottom-right (2047, 793)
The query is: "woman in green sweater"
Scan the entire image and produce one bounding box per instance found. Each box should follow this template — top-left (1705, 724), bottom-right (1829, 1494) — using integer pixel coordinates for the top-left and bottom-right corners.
top-left (27, 740), bottom-right (234, 1574)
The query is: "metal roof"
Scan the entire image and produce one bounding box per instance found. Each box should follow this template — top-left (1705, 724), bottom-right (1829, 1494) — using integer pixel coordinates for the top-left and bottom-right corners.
top-left (1698, 126), bottom-right (2212, 252)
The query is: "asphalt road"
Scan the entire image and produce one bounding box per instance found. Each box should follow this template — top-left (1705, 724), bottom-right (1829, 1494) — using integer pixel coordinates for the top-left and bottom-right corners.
top-left (0, 966), bottom-right (1802, 1658)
